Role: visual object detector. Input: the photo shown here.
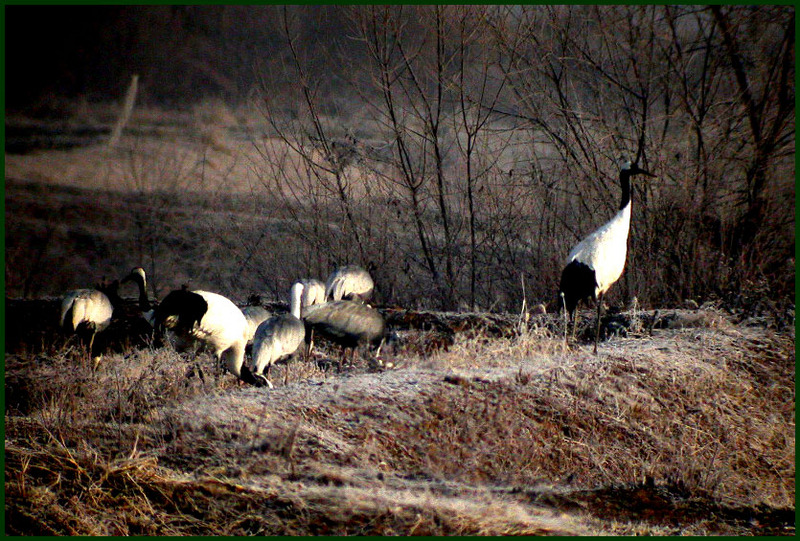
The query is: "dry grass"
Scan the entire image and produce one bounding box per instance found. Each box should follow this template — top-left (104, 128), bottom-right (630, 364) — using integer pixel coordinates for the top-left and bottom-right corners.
top-left (403, 325), bottom-right (794, 507)
top-left (3, 102), bottom-right (322, 198)
top-left (5, 309), bottom-right (795, 535)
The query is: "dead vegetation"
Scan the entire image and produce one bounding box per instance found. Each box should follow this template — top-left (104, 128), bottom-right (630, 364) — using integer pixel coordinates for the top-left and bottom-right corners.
top-left (4, 308), bottom-right (795, 535)
top-left (5, 6), bottom-right (794, 534)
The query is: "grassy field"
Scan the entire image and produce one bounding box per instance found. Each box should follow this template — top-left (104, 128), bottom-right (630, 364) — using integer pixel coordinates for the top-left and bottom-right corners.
top-left (3, 296), bottom-right (796, 535)
top-left (4, 106), bottom-right (795, 535)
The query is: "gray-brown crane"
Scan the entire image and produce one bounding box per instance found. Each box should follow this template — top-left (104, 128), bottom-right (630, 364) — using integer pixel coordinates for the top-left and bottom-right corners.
top-left (302, 299), bottom-right (387, 371)
top-left (242, 305), bottom-right (271, 345)
top-left (250, 281), bottom-right (307, 388)
top-left (325, 265), bottom-right (375, 302)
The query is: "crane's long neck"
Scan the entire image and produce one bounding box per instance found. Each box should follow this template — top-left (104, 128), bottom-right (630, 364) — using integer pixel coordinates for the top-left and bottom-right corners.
top-left (289, 283), bottom-right (303, 319)
top-left (619, 169), bottom-right (632, 211)
top-left (135, 275), bottom-right (151, 311)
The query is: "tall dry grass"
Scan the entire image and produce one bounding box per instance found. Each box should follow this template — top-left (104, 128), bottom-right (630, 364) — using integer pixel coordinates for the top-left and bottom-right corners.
top-left (7, 310), bottom-right (792, 535)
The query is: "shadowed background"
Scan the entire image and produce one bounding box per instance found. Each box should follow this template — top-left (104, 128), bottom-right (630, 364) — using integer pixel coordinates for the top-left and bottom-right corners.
top-left (5, 5), bottom-right (794, 315)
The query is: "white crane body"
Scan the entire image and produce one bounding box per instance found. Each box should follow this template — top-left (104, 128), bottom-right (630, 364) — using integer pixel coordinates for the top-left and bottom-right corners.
top-left (558, 159), bottom-right (654, 353)
top-left (61, 289), bottom-right (114, 332)
top-left (155, 289), bottom-right (249, 380)
top-left (60, 284), bottom-right (117, 366)
top-left (299, 278), bottom-right (326, 308)
top-left (61, 289), bottom-right (114, 334)
top-left (566, 204), bottom-right (631, 298)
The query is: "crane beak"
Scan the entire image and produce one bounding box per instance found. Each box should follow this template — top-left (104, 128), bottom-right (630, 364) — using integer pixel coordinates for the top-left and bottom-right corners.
top-left (245, 366), bottom-right (273, 388)
top-left (632, 164), bottom-right (655, 177)
top-left (253, 374), bottom-right (273, 389)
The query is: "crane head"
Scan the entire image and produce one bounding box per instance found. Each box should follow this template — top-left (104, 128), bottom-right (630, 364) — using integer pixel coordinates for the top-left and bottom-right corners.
top-left (619, 158), bottom-right (655, 177)
top-left (121, 267), bottom-right (146, 285)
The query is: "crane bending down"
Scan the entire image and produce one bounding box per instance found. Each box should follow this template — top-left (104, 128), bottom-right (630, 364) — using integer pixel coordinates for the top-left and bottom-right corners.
top-left (60, 280), bottom-right (119, 368)
top-left (302, 299), bottom-right (387, 371)
top-left (325, 265), bottom-right (374, 302)
top-left (558, 159), bottom-right (654, 354)
top-left (153, 288), bottom-right (257, 384)
top-left (250, 281), bottom-right (307, 388)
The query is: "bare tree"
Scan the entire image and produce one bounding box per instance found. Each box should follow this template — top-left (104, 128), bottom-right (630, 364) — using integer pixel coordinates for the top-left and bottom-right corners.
top-left (710, 6), bottom-right (795, 264)
top-left (247, 5), bottom-right (794, 309)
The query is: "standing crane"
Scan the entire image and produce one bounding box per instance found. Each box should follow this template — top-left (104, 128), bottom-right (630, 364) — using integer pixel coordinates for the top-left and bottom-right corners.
top-left (558, 158), bottom-right (654, 354)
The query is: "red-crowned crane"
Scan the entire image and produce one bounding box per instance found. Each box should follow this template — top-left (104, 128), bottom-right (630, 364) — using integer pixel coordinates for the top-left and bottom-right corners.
top-left (558, 159), bottom-right (654, 354)
top-left (60, 279), bottom-right (120, 367)
top-left (153, 288), bottom-right (257, 384)
top-left (325, 265), bottom-right (375, 302)
top-left (250, 281), bottom-right (307, 388)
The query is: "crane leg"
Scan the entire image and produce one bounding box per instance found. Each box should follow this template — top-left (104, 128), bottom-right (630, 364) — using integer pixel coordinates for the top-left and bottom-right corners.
top-left (88, 332), bottom-right (103, 371)
top-left (302, 328), bottom-right (314, 363)
top-left (594, 292), bottom-right (604, 355)
top-left (307, 329), bottom-right (315, 358)
top-left (572, 306), bottom-right (579, 339)
top-left (190, 361), bottom-right (206, 384)
top-left (283, 357), bottom-right (292, 386)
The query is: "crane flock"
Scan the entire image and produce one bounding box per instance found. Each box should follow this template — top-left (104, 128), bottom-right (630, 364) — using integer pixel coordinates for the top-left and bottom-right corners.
top-left (57, 157), bottom-right (655, 383)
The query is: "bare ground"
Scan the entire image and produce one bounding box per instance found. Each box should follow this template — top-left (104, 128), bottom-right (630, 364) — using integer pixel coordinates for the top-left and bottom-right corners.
top-left (4, 307), bottom-right (795, 535)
